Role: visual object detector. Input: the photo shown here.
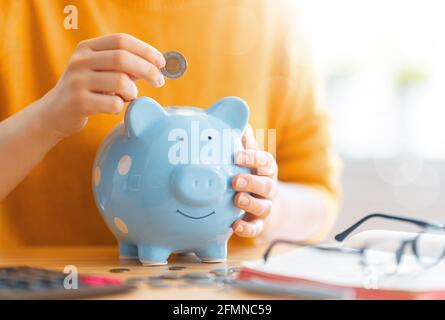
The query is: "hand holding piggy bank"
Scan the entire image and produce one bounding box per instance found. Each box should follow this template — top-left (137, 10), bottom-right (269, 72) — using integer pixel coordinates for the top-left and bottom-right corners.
top-left (92, 96), bottom-right (249, 266)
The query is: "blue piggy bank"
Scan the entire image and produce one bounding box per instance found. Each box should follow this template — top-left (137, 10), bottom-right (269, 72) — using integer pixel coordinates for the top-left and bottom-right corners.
top-left (92, 96), bottom-right (249, 266)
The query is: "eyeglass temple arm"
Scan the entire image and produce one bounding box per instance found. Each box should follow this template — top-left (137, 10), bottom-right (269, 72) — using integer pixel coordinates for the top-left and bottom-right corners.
top-left (334, 213), bottom-right (443, 242)
top-left (263, 239), bottom-right (361, 263)
top-left (263, 239), bottom-right (307, 262)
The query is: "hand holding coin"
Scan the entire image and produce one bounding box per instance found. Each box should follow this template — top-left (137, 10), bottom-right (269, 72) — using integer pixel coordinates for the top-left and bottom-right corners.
top-left (161, 51), bottom-right (187, 80)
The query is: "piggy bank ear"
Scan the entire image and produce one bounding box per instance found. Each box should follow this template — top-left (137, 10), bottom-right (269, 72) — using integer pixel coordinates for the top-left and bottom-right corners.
top-left (125, 97), bottom-right (168, 137)
top-left (207, 96), bottom-right (249, 132)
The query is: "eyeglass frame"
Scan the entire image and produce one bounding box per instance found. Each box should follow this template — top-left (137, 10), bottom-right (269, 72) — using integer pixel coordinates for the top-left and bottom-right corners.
top-left (334, 212), bottom-right (445, 242)
top-left (263, 239), bottom-right (363, 263)
top-left (335, 212), bottom-right (445, 269)
top-left (263, 213), bottom-right (445, 273)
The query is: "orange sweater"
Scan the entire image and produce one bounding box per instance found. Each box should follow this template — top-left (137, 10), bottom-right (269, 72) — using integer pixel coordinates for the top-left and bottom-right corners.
top-left (0, 0), bottom-right (340, 246)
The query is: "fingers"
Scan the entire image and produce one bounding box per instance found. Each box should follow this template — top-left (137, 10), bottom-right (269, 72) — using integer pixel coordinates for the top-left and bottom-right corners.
top-left (233, 174), bottom-right (277, 199)
top-left (242, 124), bottom-right (257, 150)
top-left (234, 192), bottom-right (272, 219)
top-left (76, 33), bottom-right (165, 88)
top-left (86, 72), bottom-right (138, 101)
top-left (232, 218), bottom-right (264, 238)
top-left (83, 92), bottom-right (125, 115)
top-left (81, 33), bottom-right (166, 69)
top-left (235, 149), bottom-right (277, 176)
top-left (233, 125), bottom-right (277, 238)
top-left (88, 50), bottom-right (164, 87)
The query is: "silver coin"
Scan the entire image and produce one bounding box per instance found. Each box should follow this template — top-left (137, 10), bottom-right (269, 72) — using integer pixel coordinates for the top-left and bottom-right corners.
top-left (145, 276), bottom-right (171, 288)
top-left (159, 273), bottom-right (183, 280)
top-left (125, 277), bottom-right (146, 285)
top-left (187, 278), bottom-right (215, 286)
top-left (161, 51), bottom-right (187, 80)
top-left (168, 265), bottom-right (187, 271)
top-left (210, 268), bottom-right (229, 276)
top-left (228, 267), bottom-right (241, 274)
top-left (148, 280), bottom-right (171, 288)
top-left (183, 272), bottom-right (214, 280)
top-left (214, 275), bottom-right (232, 283)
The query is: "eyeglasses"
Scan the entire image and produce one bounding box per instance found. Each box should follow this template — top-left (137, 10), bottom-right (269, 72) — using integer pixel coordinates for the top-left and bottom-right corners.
top-left (263, 213), bottom-right (445, 278)
top-left (335, 213), bottom-right (445, 272)
top-left (334, 212), bottom-right (445, 242)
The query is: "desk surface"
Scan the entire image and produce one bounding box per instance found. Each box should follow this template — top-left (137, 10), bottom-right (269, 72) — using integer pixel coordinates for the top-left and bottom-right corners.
top-left (0, 241), bottom-right (284, 299)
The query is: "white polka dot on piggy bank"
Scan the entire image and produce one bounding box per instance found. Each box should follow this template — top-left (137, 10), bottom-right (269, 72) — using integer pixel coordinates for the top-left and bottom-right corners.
top-left (92, 97), bottom-right (250, 266)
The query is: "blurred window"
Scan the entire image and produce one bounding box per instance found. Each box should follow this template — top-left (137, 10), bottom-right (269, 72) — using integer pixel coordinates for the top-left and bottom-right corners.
top-left (301, 0), bottom-right (445, 159)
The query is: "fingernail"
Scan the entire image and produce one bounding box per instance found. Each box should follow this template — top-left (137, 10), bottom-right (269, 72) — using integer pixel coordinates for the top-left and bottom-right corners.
top-left (236, 224), bottom-right (244, 234)
top-left (238, 194), bottom-right (250, 206)
top-left (130, 82), bottom-right (138, 98)
top-left (155, 53), bottom-right (165, 68)
top-left (252, 220), bottom-right (264, 236)
top-left (236, 177), bottom-right (248, 189)
top-left (157, 74), bottom-right (165, 87)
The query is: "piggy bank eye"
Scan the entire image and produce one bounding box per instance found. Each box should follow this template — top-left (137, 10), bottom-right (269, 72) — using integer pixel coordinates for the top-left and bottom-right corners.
top-left (207, 136), bottom-right (212, 140)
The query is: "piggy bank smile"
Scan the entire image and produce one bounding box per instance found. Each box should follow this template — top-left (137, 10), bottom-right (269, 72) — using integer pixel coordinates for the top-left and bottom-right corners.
top-left (92, 96), bottom-right (250, 266)
top-left (175, 209), bottom-right (216, 220)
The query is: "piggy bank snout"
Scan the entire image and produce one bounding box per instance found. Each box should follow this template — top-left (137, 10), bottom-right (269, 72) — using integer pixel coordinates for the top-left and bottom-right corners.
top-left (170, 166), bottom-right (226, 206)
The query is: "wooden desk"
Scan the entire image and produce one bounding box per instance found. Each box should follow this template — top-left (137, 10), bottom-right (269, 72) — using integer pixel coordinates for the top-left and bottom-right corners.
top-left (0, 241), bottom-right (282, 299)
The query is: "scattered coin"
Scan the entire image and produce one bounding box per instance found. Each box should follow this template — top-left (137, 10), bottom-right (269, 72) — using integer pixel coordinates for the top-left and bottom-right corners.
top-left (109, 268), bottom-right (130, 273)
top-left (145, 276), bottom-right (171, 288)
top-left (214, 275), bottom-right (231, 283)
top-left (187, 278), bottom-right (215, 286)
top-left (161, 51), bottom-right (187, 80)
top-left (228, 267), bottom-right (241, 274)
top-left (125, 277), bottom-right (145, 285)
top-left (183, 272), bottom-right (214, 280)
top-left (168, 265), bottom-right (187, 271)
top-left (210, 268), bottom-right (229, 276)
top-left (147, 280), bottom-right (171, 288)
top-left (160, 273), bottom-right (183, 280)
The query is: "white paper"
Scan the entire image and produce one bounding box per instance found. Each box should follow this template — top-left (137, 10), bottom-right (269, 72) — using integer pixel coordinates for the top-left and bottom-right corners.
top-left (243, 244), bottom-right (445, 292)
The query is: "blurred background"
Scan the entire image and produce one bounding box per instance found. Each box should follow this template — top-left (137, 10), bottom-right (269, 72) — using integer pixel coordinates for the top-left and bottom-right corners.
top-left (299, 0), bottom-right (445, 238)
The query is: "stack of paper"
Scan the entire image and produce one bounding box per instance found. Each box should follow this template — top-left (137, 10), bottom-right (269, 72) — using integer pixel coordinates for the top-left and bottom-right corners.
top-left (239, 231), bottom-right (445, 299)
